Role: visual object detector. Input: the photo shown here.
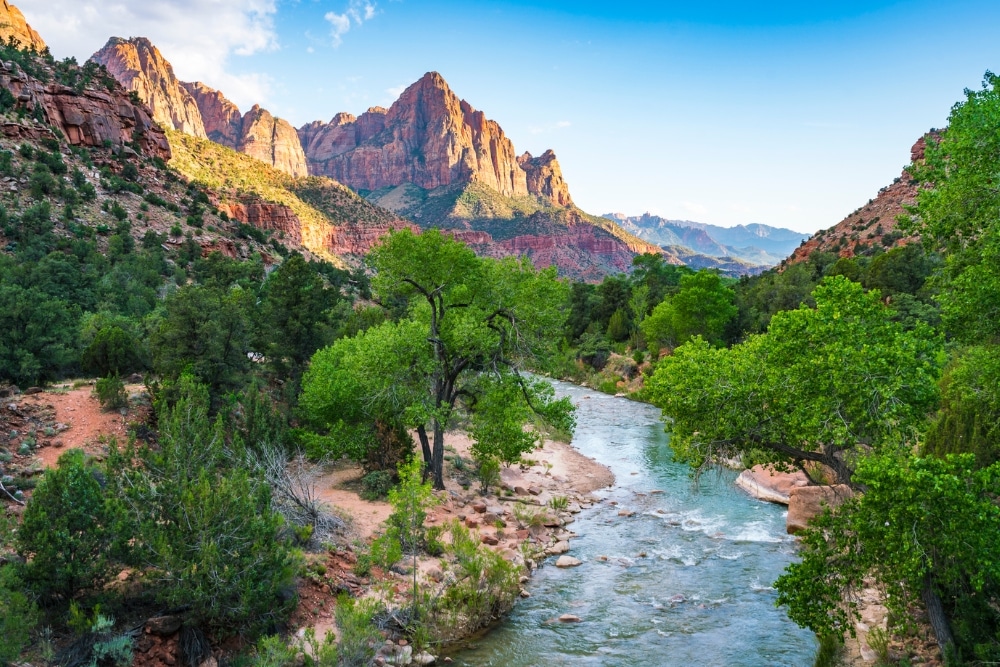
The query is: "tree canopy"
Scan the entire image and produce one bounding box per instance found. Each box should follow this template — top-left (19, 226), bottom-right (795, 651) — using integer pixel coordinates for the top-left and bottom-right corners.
top-left (645, 276), bottom-right (942, 485)
top-left (302, 229), bottom-right (573, 489)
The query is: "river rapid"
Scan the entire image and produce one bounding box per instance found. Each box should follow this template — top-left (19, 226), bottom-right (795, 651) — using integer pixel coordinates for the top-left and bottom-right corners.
top-left (451, 380), bottom-right (817, 666)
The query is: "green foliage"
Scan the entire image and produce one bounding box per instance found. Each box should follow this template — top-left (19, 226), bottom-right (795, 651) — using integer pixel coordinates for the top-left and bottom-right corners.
top-left (0, 547), bottom-right (38, 667)
top-left (18, 449), bottom-right (114, 599)
top-left (256, 253), bottom-right (339, 383)
top-left (107, 376), bottom-right (299, 637)
top-left (334, 595), bottom-right (380, 667)
top-left (475, 456), bottom-right (500, 494)
top-left (371, 458), bottom-right (435, 568)
top-left (775, 454), bottom-right (1000, 661)
top-left (360, 470), bottom-right (394, 500)
top-left (646, 277), bottom-right (942, 483)
top-left (94, 374), bottom-right (127, 411)
top-left (924, 344), bottom-right (1000, 467)
top-left (150, 284), bottom-right (254, 402)
top-left (641, 270), bottom-right (737, 348)
top-left (80, 317), bottom-right (146, 377)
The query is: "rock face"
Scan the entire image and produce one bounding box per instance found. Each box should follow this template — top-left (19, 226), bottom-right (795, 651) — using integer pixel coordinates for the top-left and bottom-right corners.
top-left (91, 37), bottom-right (207, 139)
top-left (786, 485), bottom-right (853, 535)
top-left (180, 81), bottom-right (241, 148)
top-left (0, 1), bottom-right (45, 52)
top-left (519, 150), bottom-right (572, 207)
top-left (91, 38), bottom-right (307, 177)
top-left (0, 60), bottom-right (170, 159)
top-left (299, 72), bottom-right (573, 207)
top-left (237, 105), bottom-right (309, 178)
top-left (786, 134), bottom-right (934, 264)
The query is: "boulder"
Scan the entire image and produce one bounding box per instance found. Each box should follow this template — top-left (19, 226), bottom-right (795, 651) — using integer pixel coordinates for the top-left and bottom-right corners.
top-left (787, 485), bottom-right (854, 534)
top-left (555, 556), bottom-right (581, 568)
top-left (735, 465), bottom-right (810, 505)
top-left (558, 614), bottom-right (582, 623)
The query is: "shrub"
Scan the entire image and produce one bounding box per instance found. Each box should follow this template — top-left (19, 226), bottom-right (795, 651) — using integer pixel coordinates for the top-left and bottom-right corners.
top-left (360, 470), bottom-right (394, 500)
top-left (94, 374), bottom-right (128, 411)
top-left (0, 565), bottom-right (38, 667)
top-left (17, 449), bottom-right (115, 599)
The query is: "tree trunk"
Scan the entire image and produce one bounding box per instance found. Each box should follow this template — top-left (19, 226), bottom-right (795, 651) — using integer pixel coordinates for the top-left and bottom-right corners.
top-left (416, 425), bottom-right (433, 481)
top-left (921, 575), bottom-right (955, 658)
top-left (431, 419), bottom-right (445, 490)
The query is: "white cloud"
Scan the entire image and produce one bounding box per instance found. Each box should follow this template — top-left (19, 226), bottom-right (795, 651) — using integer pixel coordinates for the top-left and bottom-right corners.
top-left (385, 84), bottom-right (406, 98)
top-left (555, 120), bottom-right (572, 128)
top-left (17, 0), bottom-right (278, 109)
top-left (325, 0), bottom-right (378, 47)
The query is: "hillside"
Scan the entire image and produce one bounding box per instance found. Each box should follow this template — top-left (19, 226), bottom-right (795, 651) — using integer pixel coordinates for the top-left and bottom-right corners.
top-left (165, 130), bottom-right (405, 264)
top-left (785, 134), bottom-right (933, 265)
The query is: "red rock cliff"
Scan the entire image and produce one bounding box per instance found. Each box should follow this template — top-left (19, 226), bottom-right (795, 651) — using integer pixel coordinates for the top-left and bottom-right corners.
top-left (299, 72), bottom-right (574, 206)
top-left (91, 37), bottom-right (207, 139)
top-left (181, 81), bottom-right (241, 148)
top-left (0, 60), bottom-right (169, 159)
top-left (0, 1), bottom-right (44, 52)
top-left (238, 105), bottom-right (309, 178)
top-left (91, 37), bottom-right (307, 178)
top-left (518, 149), bottom-right (573, 207)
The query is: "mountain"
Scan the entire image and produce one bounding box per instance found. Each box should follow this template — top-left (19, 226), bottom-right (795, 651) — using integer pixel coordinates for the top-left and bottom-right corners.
top-left (297, 72), bottom-right (570, 207)
top-left (91, 37), bottom-right (308, 178)
top-left (88, 36), bottom-right (664, 279)
top-left (90, 37), bottom-right (207, 139)
top-left (0, 0), bottom-right (44, 52)
top-left (786, 135), bottom-right (930, 264)
top-left (605, 213), bottom-right (808, 267)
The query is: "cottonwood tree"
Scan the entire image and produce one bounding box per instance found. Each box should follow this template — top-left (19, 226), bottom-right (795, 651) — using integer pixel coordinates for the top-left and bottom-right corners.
top-left (646, 276), bottom-right (942, 486)
top-left (302, 229), bottom-right (573, 489)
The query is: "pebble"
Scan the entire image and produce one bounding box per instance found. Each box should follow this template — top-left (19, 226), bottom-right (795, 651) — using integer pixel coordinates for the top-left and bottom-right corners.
top-left (558, 614), bottom-right (582, 623)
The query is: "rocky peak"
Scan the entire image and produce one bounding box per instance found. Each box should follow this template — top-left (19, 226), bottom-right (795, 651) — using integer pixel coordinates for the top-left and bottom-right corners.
top-left (91, 36), bottom-right (308, 178)
top-left (91, 37), bottom-right (207, 139)
top-left (180, 81), bottom-right (241, 148)
top-left (238, 105), bottom-right (309, 178)
top-left (519, 150), bottom-right (573, 207)
top-left (299, 71), bottom-right (574, 206)
top-left (0, 1), bottom-right (45, 52)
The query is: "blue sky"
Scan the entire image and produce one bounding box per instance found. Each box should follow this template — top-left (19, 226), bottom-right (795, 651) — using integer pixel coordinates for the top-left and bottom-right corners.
top-left (16, 0), bottom-right (1000, 232)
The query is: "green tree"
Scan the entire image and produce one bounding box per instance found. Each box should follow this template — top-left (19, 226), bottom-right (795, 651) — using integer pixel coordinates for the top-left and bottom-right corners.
top-left (775, 454), bottom-right (1000, 661)
top-left (645, 277), bottom-right (942, 485)
top-left (306, 229), bottom-right (573, 490)
top-left (18, 449), bottom-right (114, 599)
top-left (149, 284), bottom-right (253, 402)
top-left (924, 344), bottom-right (1000, 467)
top-left (108, 376), bottom-right (299, 636)
top-left (641, 270), bottom-right (737, 348)
top-left (256, 253), bottom-right (339, 383)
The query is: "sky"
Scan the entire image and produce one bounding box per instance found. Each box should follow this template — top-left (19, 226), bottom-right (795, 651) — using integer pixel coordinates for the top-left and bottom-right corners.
top-left (14, 0), bottom-right (1000, 233)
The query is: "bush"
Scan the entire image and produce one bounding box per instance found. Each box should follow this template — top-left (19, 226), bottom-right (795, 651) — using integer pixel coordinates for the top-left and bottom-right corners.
top-left (94, 374), bottom-right (128, 411)
top-left (0, 566), bottom-right (38, 667)
top-left (360, 470), bottom-right (394, 500)
top-left (18, 449), bottom-right (114, 599)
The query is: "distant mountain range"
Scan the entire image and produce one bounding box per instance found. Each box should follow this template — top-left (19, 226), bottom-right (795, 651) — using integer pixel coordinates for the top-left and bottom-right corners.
top-left (603, 213), bottom-right (810, 268)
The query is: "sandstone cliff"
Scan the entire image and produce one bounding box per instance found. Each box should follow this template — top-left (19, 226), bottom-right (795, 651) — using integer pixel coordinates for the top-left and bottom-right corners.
top-left (0, 0), bottom-right (44, 52)
top-left (91, 38), bottom-right (308, 177)
top-left (181, 81), bottom-right (241, 148)
top-left (299, 72), bottom-right (573, 207)
top-left (786, 135), bottom-right (932, 264)
top-left (0, 59), bottom-right (169, 159)
top-left (518, 150), bottom-right (572, 207)
top-left (238, 105), bottom-right (309, 178)
top-left (91, 37), bottom-right (206, 139)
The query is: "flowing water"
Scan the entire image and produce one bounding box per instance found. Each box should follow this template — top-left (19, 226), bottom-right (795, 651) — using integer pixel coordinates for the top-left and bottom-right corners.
top-left (451, 380), bottom-right (817, 666)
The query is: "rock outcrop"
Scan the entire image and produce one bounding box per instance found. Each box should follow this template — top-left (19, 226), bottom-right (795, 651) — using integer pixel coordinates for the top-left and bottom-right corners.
top-left (237, 105), bottom-right (308, 178)
top-left (0, 60), bottom-right (169, 159)
top-left (0, 1), bottom-right (45, 52)
top-left (91, 37), bottom-right (307, 177)
top-left (299, 72), bottom-right (574, 207)
top-left (786, 485), bottom-right (853, 534)
top-left (91, 37), bottom-right (207, 139)
top-left (519, 150), bottom-right (572, 207)
top-left (180, 81), bottom-right (241, 148)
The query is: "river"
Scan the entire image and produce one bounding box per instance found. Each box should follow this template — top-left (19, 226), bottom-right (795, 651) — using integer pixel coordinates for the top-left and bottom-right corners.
top-left (451, 380), bottom-right (817, 666)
